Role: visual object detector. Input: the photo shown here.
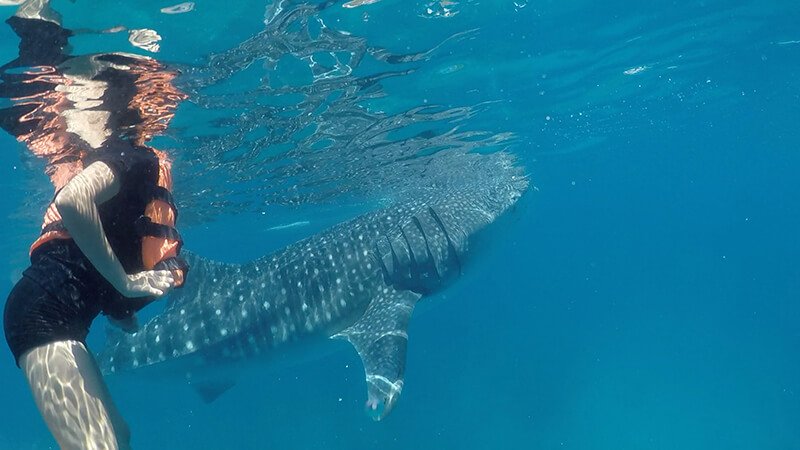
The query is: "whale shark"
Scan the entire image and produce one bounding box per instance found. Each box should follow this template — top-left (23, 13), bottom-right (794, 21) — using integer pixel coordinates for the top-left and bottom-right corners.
top-left (98, 152), bottom-right (528, 420)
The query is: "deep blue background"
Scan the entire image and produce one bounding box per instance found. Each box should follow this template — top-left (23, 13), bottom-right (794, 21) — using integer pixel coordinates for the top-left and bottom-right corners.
top-left (0, 0), bottom-right (798, 448)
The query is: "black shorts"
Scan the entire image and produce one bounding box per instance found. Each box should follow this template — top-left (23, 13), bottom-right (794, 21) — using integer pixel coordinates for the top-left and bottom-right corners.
top-left (3, 240), bottom-right (123, 366)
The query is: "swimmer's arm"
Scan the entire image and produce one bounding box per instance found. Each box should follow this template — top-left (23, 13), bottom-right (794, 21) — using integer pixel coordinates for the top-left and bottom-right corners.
top-left (54, 161), bottom-right (174, 298)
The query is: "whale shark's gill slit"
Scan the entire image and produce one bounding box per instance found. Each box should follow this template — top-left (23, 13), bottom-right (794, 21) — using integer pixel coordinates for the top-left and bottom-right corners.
top-left (411, 214), bottom-right (440, 281)
top-left (398, 226), bottom-right (417, 281)
top-left (374, 238), bottom-right (392, 281)
top-left (427, 206), bottom-right (462, 274)
top-left (389, 237), bottom-right (400, 278)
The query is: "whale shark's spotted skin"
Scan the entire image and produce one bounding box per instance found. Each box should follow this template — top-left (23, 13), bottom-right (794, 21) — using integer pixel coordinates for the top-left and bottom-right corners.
top-left (98, 153), bottom-right (528, 419)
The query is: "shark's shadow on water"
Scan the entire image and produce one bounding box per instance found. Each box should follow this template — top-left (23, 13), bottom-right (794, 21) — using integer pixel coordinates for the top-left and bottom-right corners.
top-left (98, 151), bottom-right (528, 421)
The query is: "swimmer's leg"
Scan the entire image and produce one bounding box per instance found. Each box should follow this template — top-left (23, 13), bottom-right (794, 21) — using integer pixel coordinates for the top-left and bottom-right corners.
top-left (19, 340), bottom-right (131, 450)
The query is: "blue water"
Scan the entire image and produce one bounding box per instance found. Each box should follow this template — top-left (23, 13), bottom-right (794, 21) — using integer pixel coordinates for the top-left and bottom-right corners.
top-left (1, 0), bottom-right (799, 448)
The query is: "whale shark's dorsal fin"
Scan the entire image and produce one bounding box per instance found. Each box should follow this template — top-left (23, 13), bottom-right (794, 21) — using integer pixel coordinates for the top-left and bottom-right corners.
top-left (333, 288), bottom-right (420, 421)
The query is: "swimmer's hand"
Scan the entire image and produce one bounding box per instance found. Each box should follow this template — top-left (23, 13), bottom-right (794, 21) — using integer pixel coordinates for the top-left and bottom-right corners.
top-left (121, 270), bottom-right (175, 297)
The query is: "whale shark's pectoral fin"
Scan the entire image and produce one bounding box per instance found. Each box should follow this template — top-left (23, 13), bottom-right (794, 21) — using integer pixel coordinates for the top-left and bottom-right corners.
top-left (333, 288), bottom-right (421, 421)
top-left (191, 377), bottom-right (237, 403)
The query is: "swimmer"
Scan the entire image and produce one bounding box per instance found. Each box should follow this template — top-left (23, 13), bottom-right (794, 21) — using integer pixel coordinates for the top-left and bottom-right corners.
top-left (1, 1), bottom-right (189, 448)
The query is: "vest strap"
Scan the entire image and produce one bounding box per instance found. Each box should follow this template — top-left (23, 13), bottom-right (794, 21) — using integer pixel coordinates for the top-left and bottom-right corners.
top-left (134, 215), bottom-right (183, 248)
top-left (147, 185), bottom-right (178, 221)
top-left (41, 220), bottom-right (67, 235)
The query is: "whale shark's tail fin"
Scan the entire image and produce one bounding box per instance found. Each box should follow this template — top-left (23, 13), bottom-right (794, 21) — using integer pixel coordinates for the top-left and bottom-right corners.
top-left (332, 287), bottom-right (421, 421)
